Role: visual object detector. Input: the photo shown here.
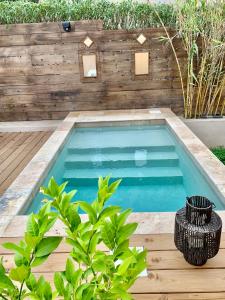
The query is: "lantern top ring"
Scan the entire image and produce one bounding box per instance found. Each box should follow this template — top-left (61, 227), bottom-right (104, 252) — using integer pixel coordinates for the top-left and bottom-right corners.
top-left (186, 196), bottom-right (215, 210)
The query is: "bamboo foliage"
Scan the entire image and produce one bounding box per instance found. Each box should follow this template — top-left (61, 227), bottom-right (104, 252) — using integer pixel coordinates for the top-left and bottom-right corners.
top-left (157, 0), bottom-right (225, 118)
top-left (193, 0), bottom-right (225, 118)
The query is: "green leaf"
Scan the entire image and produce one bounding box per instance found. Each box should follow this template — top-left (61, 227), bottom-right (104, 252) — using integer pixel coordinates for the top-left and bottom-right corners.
top-left (31, 255), bottom-right (49, 267)
top-left (65, 258), bottom-right (75, 283)
top-left (98, 206), bottom-right (121, 220)
top-left (9, 265), bottom-right (30, 282)
top-left (58, 181), bottom-right (68, 194)
top-left (67, 204), bottom-right (81, 231)
top-left (2, 242), bottom-right (29, 259)
top-left (42, 281), bottom-right (52, 300)
top-left (75, 283), bottom-right (90, 300)
top-left (26, 214), bottom-right (39, 236)
top-left (67, 239), bottom-right (89, 265)
top-left (35, 237), bottom-right (62, 258)
top-left (78, 201), bottom-right (97, 224)
top-left (26, 273), bottom-right (37, 292)
top-left (25, 233), bottom-right (40, 249)
top-left (113, 239), bottom-right (129, 258)
top-left (101, 221), bottom-right (116, 250)
top-left (61, 190), bottom-right (76, 214)
top-left (40, 186), bottom-right (51, 197)
top-left (92, 255), bottom-right (107, 273)
top-left (110, 287), bottom-right (132, 300)
top-left (39, 214), bottom-right (58, 235)
top-left (38, 202), bottom-right (51, 218)
top-left (117, 256), bottom-right (135, 275)
top-left (82, 285), bottom-right (94, 300)
top-left (108, 179), bottom-right (122, 193)
top-left (54, 272), bottom-right (65, 296)
top-left (89, 232), bottom-right (100, 254)
top-left (48, 177), bottom-right (59, 198)
top-left (14, 252), bottom-right (28, 267)
top-left (98, 176), bottom-right (104, 189)
top-left (0, 272), bottom-right (15, 289)
top-left (72, 269), bottom-right (83, 289)
top-left (0, 257), bottom-right (6, 274)
top-left (117, 209), bottom-right (132, 228)
top-left (117, 223), bottom-right (138, 244)
top-left (98, 186), bottom-right (109, 203)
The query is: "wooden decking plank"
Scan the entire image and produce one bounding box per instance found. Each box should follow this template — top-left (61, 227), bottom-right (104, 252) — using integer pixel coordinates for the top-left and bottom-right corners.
top-left (23, 270), bottom-right (225, 293)
top-left (147, 249), bottom-right (225, 270)
top-left (0, 131), bottom-right (51, 195)
top-left (0, 133), bottom-right (19, 156)
top-left (0, 132), bottom-right (32, 161)
top-left (0, 132), bottom-right (18, 150)
top-left (1, 232), bottom-right (176, 250)
top-left (130, 270), bottom-right (225, 293)
top-left (0, 131), bottom-right (47, 185)
top-left (0, 132), bottom-right (34, 173)
top-left (2, 228), bottom-right (225, 251)
top-left (2, 249), bottom-right (225, 273)
top-left (133, 294), bottom-right (225, 300)
top-left (0, 234), bottom-right (182, 254)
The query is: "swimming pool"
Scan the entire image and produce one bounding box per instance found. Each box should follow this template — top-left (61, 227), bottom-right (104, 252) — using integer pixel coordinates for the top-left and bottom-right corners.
top-left (26, 124), bottom-right (225, 213)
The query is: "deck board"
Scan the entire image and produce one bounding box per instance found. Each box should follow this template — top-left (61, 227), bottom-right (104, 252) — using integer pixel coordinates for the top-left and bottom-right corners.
top-left (0, 131), bottom-right (52, 195)
top-left (1, 233), bottom-right (225, 298)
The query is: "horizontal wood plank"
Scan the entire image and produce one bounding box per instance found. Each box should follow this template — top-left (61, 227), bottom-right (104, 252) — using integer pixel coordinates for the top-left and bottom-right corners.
top-left (3, 248), bottom-right (225, 272)
top-left (17, 270), bottom-right (225, 293)
top-left (133, 293), bottom-right (225, 300)
top-left (0, 22), bottom-right (187, 121)
top-left (0, 132), bottom-right (52, 195)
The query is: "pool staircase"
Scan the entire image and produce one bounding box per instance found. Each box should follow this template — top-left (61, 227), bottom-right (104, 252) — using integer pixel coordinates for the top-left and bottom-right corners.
top-left (63, 141), bottom-right (183, 186)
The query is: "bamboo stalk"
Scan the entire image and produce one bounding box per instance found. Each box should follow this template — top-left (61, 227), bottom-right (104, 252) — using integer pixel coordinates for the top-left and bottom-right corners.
top-left (153, 8), bottom-right (188, 117)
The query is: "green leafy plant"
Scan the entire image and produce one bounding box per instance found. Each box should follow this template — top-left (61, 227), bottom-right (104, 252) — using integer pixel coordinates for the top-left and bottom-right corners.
top-left (0, 203), bottom-right (60, 299)
top-left (0, 0), bottom-right (175, 29)
top-left (212, 146), bottom-right (225, 165)
top-left (155, 0), bottom-right (225, 118)
top-left (0, 176), bottom-right (147, 299)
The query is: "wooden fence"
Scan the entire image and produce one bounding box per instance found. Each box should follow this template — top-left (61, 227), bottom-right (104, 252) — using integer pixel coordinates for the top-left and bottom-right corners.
top-left (0, 20), bottom-right (185, 121)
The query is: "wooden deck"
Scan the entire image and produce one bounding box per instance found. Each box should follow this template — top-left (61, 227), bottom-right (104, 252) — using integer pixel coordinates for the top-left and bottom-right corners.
top-left (0, 131), bottom-right (52, 195)
top-left (1, 228), bottom-right (225, 299)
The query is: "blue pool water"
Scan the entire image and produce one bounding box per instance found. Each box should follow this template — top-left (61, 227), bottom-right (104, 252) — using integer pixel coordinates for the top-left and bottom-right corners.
top-left (26, 124), bottom-right (225, 213)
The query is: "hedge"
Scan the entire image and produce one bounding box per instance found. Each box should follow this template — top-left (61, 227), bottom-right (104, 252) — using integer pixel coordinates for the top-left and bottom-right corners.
top-left (0, 0), bottom-right (175, 29)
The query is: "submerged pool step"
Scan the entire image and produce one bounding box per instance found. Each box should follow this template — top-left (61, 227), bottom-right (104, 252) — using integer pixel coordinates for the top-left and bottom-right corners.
top-left (63, 166), bottom-right (183, 185)
top-left (67, 145), bottom-right (175, 155)
top-left (64, 151), bottom-right (179, 169)
top-left (67, 127), bottom-right (175, 150)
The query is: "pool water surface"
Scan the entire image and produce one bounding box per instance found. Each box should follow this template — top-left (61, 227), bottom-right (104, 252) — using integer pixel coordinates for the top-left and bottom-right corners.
top-left (26, 125), bottom-right (225, 213)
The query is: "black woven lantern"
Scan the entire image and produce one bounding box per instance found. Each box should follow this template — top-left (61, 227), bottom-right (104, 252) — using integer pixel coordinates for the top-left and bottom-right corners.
top-left (175, 196), bottom-right (222, 266)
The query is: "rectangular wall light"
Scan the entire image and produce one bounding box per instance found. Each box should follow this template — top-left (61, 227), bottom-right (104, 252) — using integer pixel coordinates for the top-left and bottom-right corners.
top-left (82, 54), bottom-right (97, 78)
top-left (135, 52), bottom-right (149, 75)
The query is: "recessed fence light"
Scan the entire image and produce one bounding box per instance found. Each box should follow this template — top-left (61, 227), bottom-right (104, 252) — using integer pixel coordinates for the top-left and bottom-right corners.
top-left (135, 52), bottom-right (149, 75)
top-left (62, 21), bottom-right (71, 32)
top-left (82, 54), bottom-right (97, 78)
top-left (84, 36), bottom-right (94, 48)
top-left (137, 33), bottom-right (147, 45)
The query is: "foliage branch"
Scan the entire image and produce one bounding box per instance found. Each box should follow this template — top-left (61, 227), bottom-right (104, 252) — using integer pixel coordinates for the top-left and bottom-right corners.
top-left (0, 176), bottom-right (146, 300)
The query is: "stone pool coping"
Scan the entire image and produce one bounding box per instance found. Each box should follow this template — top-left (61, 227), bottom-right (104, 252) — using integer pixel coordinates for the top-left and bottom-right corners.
top-left (0, 108), bottom-right (225, 234)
